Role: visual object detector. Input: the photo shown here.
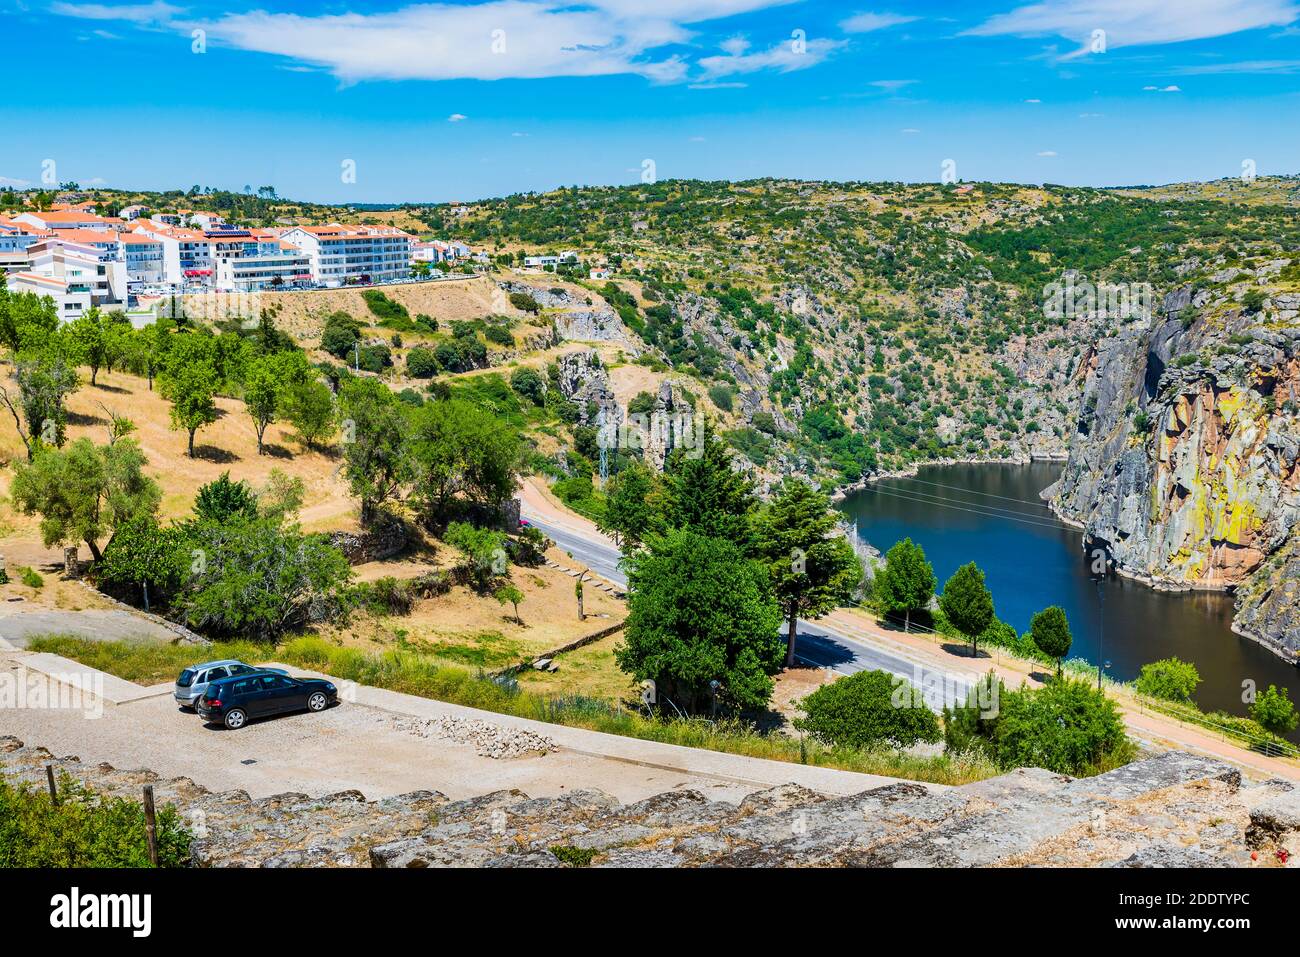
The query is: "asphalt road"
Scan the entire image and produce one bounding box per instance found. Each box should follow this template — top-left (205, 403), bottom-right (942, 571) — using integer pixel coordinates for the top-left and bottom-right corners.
top-left (526, 516), bottom-right (976, 710)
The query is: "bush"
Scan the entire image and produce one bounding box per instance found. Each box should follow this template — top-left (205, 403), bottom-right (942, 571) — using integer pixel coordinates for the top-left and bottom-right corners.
top-left (0, 773), bottom-right (191, 867)
top-left (1251, 684), bottom-right (1299, 738)
top-left (945, 675), bottom-right (1134, 776)
top-left (509, 291), bottom-right (541, 314)
top-left (357, 343), bottom-right (392, 373)
top-left (406, 346), bottom-right (438, 378)
top-left (708, 384), bottom-right (734, 412)
top-left (1135, 657), bottom-right (1201, 702)
top-left (362, 290), bottom-right (409, 322)
top-left (795, 669), bottom-right (940, 750)
top-left (320, 312), bottom-right (361, 358)
top-left (18, 566), bottom-right (43, 589)
top-left (509, 367), bottom-right (546, 405)
top-left (434, 335), bottom-right (486, 374)
top-left (353, 576), bottom-right (416, 616)
top-left (485, 325), bottom-right (515, 347)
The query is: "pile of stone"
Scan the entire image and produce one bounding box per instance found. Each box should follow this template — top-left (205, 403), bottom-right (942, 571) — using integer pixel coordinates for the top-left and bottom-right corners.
top-left (393, 716), bottom-right (555, 759)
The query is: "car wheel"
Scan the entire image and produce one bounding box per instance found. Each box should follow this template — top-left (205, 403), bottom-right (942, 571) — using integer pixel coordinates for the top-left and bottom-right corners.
top-left (223, 708), bottom-right (247, 730)
top-left (307, 692), bottom-right (328, 712)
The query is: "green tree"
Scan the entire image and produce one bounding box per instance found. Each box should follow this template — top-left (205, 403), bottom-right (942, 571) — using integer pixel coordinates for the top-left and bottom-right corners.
top-left (794, 669), bottom-right (941, 750)
top-left (407, 399), bottom-right (521, 523)
top-left (281, 378), bottom-right (336, 451)
top-left (1025, 605), bottom-right (1071, 678)
top-left (445, 521), bottom-right (509, 592)
top-left (994, 678), bottom-right (1133, 775)
top-left (656, 426), bottom-right (756, 546)
top-left (494, 583), bottom-right (525, 624)
top-left (874, 537), bottom-right (936, 633)
top-left (194, 472), bottom-right (259, 524)
top-left (337, 377), bottom-right (410, 525)
top-left (754, 480), bottom-right (861, 667)
top-left (178, 515), bottom-right (352, 642)
top-left (1251, 685), bottom-right (1298, 739)
top-left (616, 529), bottom-right (782, 713)
top-left (509, 366), bottom-right (546, 405)
top-left (67, 310), bottom-right (107, 385)
top-left (940, 563), bottom-right (995, 658)
top-left (9, 438), bottom-right (161, 562)
top-left (0, 278), bottom-right (59, 354)
top-left (243, 356), bottom-right (281, 455)
top-left (0, 352), bottom-right (80, 459)
top-left (166, 363), bottom-right (218, 457)
top-left (1134, 656), bottom-right (1201, 703)
top-left (597, 461), bottom-right (656, 547)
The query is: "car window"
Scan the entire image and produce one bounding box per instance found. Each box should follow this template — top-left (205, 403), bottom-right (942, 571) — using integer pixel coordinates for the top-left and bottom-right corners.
top-left (229, 664), bottom-right (251, 676)
top-left (207, 666), bottom-right (228, 680)
top-left (230, 679), bottom-right (252, 695)
top-left (257, 675), bottom-right (279, 689)
top-left (272, 676), bottom-right (296, 688)
top-left (178, 669), bottom-right (196, 688)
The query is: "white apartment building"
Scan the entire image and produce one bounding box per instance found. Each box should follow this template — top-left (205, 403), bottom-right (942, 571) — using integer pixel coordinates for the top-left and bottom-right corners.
top-left (5, 271), bottom-right (93, 319)
top-left (281, 224), bottom-right (413, 286)
top-left (215, 240), bottom-right (312, 291)
top-left (523, 250), bottom-right (578, 269)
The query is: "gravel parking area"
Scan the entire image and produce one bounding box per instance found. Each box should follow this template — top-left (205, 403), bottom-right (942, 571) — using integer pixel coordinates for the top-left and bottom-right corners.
top-left (0, 654), bottom-right (757, 804)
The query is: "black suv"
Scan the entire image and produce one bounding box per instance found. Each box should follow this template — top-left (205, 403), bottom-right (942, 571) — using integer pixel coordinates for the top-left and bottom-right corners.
top-left (197, 670), bottom-right (339, 730)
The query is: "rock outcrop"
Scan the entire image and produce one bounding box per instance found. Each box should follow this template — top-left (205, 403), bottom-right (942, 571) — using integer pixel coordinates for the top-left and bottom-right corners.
top-left (1051, 289), bottom-right (1300, 659)
top-left (4, 735), bottom-right (1295, 868)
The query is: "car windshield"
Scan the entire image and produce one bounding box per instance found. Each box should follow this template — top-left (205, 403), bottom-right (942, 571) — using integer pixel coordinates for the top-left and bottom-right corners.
top-left (177, 669), bottom-right (196, 688)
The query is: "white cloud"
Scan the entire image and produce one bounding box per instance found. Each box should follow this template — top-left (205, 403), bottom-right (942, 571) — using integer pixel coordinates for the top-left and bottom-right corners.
top-left (1143, 84), bottom-right (1182, 91)
top-left (50, 0), bottom-right (815, 85)
top-left (697, 36), bottom-right (847, 78)
top-left (968, 0), bottom-right (1298, 51)
top-left (50, 1), bottom-right (182, 22)
top-left (0, 176), bottom-right (32, 188)
top-left (1037, 150), bottom-right (1058, 156)
top-left (900, 127), bottom-right (921, 133)
top-left (869, 78), bottom-right (916, 91)
top-left (839, 11), bottom-right (919, 33)
top-left (688, 80), bottom-right (748, 88)
top-left (1175, 58), bottom-right (1300, 73)
top-left (1024, 97), bottom-right (1041, 102)
top-left (448, 113), bottom-right (468, 122)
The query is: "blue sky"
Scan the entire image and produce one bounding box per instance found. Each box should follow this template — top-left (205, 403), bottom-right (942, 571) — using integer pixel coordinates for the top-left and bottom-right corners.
top-left (3, 0), bottom-right (1299, 202)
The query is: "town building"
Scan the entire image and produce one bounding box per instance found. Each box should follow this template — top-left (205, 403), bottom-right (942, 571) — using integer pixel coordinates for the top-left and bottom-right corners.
top-left (281, 223), bottom-right (413, 286)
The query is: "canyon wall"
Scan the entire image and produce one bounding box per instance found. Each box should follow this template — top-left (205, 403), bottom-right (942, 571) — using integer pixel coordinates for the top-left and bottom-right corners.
top-left (1050, 288), bottom-right (1300, 658)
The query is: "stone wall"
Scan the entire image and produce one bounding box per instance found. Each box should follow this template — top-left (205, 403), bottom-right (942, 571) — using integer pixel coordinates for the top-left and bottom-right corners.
top-left (4, 735), bottom-right (1295, 868)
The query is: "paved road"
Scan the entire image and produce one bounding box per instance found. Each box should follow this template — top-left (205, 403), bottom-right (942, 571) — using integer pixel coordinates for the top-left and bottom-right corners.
top-left (0, 608), bottom-right (176, 649)
top-left (526, 516), bottom-right (976, 710)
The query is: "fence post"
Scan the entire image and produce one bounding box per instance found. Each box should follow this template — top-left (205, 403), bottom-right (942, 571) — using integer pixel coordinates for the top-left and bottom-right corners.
top-left (143, 785), bottom-right (159, 867)
top-left (45, 764), bottom-right (58, 805)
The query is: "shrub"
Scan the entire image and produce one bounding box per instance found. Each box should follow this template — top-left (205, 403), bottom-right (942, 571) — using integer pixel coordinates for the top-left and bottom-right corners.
top-left (434, 336), bottom-right (486, 374)
top-left (485, 325), bottom-right (515, 347)
top-left (406, 346), bottom-right (438, 378)
top-left (353, 576), bottom-right (417, 616)
top-left (509, 291), bottom-right (541, 314)
top-left (945, 676), bottom-right (1134, 776)
top-left (0, 773), bottom-right (191, 867)
top-left (708, 384), bottom-right (734, 412)
top-left (795, 669), bottom-right (940, 750)
top-left (362, 290), bottom-right (409, 322)
top-left (1135, 656), bottom-right (1201, 702)
top-left (509, 367), bottom-right (546, 405)
top-left (18, 566), bottom-right (43, 589)
top-left (1251, 684), bottom-right (1299, 738)
top-left (320, 312), bottom-right (361, 358)
top-left (357, 343), bottom-right (392, 373)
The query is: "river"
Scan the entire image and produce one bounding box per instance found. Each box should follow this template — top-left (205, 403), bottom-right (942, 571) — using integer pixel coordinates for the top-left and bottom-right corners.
top-left (837, 462), bottom-right (1299, 728)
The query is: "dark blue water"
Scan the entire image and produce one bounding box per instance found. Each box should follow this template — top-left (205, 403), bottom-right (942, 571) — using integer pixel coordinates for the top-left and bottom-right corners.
top-left (838, 463), bottom-right (1300, 725)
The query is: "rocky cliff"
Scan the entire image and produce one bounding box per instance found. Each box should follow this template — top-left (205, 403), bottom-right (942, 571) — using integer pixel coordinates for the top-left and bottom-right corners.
top-left (1050, 286), bottom-right (1300, 659)
top-left (4, 735), bottom-right (1297, 867)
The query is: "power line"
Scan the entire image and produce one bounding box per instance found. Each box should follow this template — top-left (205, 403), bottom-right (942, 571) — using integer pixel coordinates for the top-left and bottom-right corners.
top-left (856, 484), bottom-right (1072, 532)
top-left (884, 474), bottom-right (1055, 509)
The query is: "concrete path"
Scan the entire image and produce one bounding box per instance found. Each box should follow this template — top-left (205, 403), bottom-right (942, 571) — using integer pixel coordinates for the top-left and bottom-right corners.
top-left (0, 648), bottom-right (923, 805)
top-left (0, 607), bottom-right (176, 648)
